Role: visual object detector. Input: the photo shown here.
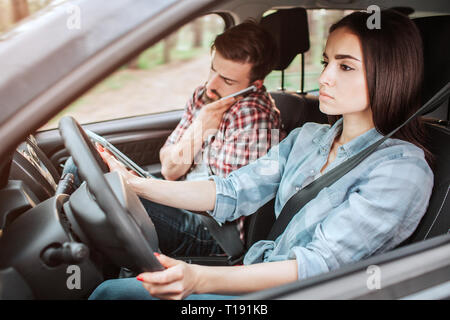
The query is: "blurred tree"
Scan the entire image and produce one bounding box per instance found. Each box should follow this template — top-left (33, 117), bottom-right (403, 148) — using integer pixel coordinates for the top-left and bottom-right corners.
top-left (163, 32), bottom-right (178, 64)
top-left (0, 0), bottom-right (10, 32)
top-left (11, 0), bottom-right (29, 22)
top-left (192, 18), bottom-right (203, 48)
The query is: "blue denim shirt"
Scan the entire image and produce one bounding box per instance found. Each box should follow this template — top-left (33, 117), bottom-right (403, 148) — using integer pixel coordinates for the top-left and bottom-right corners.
top-left (208, 118), bottom-right (433, 280)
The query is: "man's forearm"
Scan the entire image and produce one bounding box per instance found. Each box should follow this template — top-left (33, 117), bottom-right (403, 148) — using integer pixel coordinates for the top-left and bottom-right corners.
top-left (160, 98), bottom-right (235, 180)
top-left (160, 118), bottom-right (205, 180)
top-left (160, 144), bottom-right (195, 181)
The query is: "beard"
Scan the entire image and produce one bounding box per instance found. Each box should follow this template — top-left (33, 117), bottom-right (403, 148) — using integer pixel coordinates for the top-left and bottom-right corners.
top-left (203, 82), bottom-right (221, 104)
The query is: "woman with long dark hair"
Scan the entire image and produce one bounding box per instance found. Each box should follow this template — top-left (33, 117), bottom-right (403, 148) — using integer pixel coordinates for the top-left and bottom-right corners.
top-left (89, 9), bottom-right (433, 300)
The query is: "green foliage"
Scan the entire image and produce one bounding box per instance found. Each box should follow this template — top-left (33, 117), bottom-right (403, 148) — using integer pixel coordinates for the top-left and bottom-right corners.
top-left (137, 43), bottom-right (207, 70)
top-left (96, 72), bottom-right (137, 92)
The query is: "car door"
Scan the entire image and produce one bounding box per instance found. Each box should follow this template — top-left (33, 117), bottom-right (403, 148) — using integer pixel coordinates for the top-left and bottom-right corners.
top-left (35, 111), bottom-right (180, 177)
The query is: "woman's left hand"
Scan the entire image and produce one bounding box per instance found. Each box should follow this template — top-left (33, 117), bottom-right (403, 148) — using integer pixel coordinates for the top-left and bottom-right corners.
top-left (95, 143), bottom-right (139, 182)
top-left (136, 253), bottom-right (200, 300)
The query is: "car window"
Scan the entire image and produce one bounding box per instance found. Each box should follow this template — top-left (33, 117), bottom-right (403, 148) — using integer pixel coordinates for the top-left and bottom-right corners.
top-left (0, 0), bottom-right (38, 32)
top-left (39, 14), bottom-right (226, 130)
top-left (264, 9), bottom-right (354, 93)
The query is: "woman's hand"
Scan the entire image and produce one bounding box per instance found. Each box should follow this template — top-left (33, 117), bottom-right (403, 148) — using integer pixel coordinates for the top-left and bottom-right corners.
top-left (95, 143), bottom-right (140, 182)
top-left (136, 253), bottom-right (200, 300)
top-left (136, 255), bottom-right (299, 299)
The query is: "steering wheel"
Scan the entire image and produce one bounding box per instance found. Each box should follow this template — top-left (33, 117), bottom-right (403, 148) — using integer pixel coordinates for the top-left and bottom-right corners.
top-left (58, 116), bottom-right (164, 272)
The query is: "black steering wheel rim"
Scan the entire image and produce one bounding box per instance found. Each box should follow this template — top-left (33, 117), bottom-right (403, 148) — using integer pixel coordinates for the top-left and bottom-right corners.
top-left (58, 116), bottom-right (163, 272)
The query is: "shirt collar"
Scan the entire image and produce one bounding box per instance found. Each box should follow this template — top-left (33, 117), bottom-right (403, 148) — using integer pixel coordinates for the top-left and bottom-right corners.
top-left (314, 117), bottom-right (383, 158)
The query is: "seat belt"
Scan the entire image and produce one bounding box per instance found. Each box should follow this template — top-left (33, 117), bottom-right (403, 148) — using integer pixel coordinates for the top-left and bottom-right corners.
top-left (267, 82), bottom-right (450, 241)
top-left (199, 215), bottom-right (244, 262)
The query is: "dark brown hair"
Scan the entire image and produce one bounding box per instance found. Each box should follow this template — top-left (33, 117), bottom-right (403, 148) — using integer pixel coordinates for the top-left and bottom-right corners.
top-left (328, 10), bottom-right (432, 163)
top-left (211, 20), bottom-right (278, 82)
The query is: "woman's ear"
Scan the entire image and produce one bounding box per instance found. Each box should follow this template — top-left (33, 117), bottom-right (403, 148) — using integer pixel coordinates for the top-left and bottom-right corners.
top-left (252, 80), bottom-right (264, 89)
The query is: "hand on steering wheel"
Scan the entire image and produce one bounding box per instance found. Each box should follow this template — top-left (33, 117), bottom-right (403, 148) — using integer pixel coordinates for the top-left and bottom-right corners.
top-left (59, 116), bottom-right (164, 272)
top-left (96, 143), bottom-right (139, 181)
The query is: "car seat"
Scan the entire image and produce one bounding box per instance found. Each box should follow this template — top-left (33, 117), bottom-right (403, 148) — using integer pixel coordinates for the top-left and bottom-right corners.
top-left (399, 15), bottom-right (450, 245)
top-left (260, 8), bottom-right (328, 135)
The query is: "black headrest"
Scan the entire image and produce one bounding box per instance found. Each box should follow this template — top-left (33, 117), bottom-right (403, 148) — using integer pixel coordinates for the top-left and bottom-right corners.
top-left (260, 8), bottom-right (310, 71)
top-left (413, 15), bottom-right (450, 109)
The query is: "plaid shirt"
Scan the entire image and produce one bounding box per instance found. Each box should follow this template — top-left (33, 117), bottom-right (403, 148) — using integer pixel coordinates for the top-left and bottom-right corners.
top-left (164, 85), bottom-right (283, 177)
top-left (164, 85), bottom-right (284, 242)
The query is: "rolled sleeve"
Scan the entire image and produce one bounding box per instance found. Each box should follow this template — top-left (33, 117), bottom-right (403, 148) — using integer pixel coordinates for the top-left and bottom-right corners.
top-left (163, 106), bottom-right (193, 147)
top-left (163, 86), bottom-right (203, 147)
top-left (207, 175), bottom-right (238, 224)
top-left (207, 129), bottom-right (299, 223)
top-left (290, 245), bottom-right (332, 280)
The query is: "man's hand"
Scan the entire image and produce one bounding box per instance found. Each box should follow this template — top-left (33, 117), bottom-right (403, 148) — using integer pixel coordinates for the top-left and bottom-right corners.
top-left (196, 96), bottom-right (237, 136)
top-left (159, 96), bottom-right (237, 181)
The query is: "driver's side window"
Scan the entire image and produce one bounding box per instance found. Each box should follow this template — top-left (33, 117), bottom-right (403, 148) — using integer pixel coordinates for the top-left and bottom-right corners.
top-left (40, 14), bottom-right (226, 131)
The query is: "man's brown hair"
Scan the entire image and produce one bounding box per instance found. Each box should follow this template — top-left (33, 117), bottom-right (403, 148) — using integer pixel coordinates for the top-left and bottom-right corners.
top-left (211, 20), bottom-right (278, 82)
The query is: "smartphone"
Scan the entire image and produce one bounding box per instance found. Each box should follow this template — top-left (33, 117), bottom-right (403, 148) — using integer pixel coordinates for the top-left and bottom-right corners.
top-left (219, 85), bottom-right (257, 101)
top-left (85, 129), bottom-right (155, 179)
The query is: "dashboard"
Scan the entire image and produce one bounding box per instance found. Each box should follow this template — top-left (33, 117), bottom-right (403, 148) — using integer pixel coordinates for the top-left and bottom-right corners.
top-left (9, 135), bottom-right (59, 202)
top-left (0, 135), bottom-right (105, 299)
top-left (0, 134), bottom-right (61, 233)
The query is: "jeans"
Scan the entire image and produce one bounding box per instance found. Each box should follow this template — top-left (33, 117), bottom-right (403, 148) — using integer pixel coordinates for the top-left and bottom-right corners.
top-left (141, 198), bottom-right (223, 257)
top-left (88, 277), bottom-right (238, 300)
top-left (62, 156), bottom-right (82, 188)
top-left (62, 157), bottom-right (223, 257)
